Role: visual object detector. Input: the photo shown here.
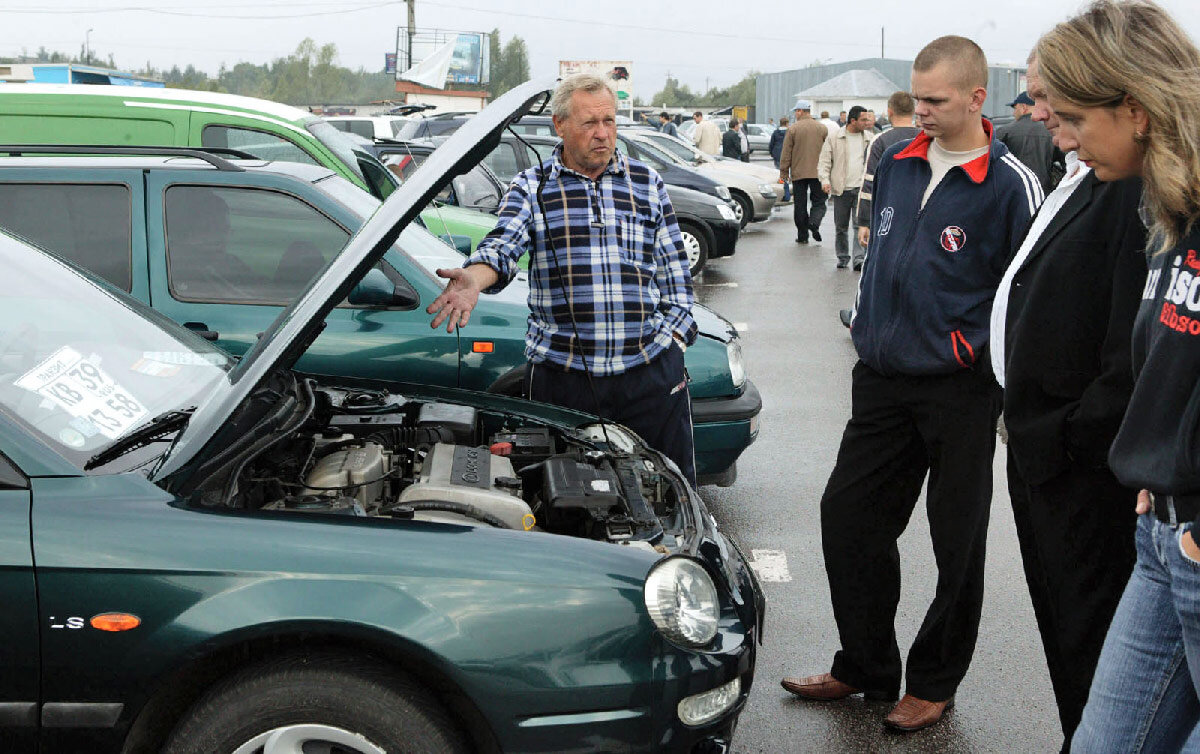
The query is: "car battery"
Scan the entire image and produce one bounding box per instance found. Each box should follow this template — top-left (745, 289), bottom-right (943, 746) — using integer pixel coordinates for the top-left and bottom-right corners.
top-left (490, 427), bottom-right (555, 469)
top-left (542, 456), bottom-right (625, 539)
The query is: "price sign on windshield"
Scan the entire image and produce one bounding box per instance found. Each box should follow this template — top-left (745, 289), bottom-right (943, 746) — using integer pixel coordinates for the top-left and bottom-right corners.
top-left (16, 346), bottom-right (148, 440)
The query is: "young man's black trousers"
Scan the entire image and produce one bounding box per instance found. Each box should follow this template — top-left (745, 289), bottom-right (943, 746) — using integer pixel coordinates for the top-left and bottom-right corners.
top-left (526, 343), bottom-right (695, 485)
top-left (1007, 453), bottom-right (1136, 752)
top-left (822, 360), bottom-right (1001, 702)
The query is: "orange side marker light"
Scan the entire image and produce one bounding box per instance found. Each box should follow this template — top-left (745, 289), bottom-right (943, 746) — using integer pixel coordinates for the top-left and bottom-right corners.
top-left (90, 613), bottom-right (141, 632)
top-left (472, 341), bottom-right (494, 353)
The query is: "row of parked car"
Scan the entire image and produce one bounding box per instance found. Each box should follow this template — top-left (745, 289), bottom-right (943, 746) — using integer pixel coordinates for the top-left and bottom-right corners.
top-left (0, 80), bottom-right (762, 752)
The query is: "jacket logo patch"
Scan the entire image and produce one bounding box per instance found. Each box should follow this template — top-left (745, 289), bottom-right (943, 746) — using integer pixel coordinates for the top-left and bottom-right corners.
top-left (940, 225), bottom-right (966, 252)
top-left (878, 207), bottom-right (894, 236)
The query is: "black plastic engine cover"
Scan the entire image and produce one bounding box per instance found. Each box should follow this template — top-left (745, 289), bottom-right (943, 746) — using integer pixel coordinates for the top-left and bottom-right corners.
top-left (542, 457), bottom-right (624, 539)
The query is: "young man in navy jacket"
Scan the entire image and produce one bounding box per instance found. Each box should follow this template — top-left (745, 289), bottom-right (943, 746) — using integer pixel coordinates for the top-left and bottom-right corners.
top-left (781, 36), bottom-right (1042, 732)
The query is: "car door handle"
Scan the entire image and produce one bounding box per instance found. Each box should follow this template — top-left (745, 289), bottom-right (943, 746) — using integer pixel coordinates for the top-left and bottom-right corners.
top-left (183, 322), bottom-right (219, 341)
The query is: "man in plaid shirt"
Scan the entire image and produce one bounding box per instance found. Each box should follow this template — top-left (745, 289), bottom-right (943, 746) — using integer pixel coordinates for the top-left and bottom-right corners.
top-left (427, 73), bottom-right (699, 483)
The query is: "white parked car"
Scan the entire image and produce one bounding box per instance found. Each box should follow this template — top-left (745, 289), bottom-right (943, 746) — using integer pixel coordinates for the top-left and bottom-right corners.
top-left (325, 115), bottom-right (411, 141)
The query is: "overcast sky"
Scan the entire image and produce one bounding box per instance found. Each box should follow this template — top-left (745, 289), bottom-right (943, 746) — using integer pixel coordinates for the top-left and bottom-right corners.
top-left (4, 0), bottom-right (1199, 96)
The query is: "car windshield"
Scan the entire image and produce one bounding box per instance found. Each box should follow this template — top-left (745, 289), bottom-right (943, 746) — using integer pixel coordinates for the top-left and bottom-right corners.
top-left (307, 119), bottom-right (396, 197)
top-left (644, 133), bottom-right (705, 163)
top-left (629, 136), bottom-right (686, 167)
top-left (316, 176), bottom-right (465, 280)
top-left (0, 230), bottom-right (232, 468)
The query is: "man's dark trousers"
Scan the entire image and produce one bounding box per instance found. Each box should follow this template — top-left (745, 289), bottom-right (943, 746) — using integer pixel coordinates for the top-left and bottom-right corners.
top-left (791, 178), bottom-right (827, 242)
top-left (527, 343), bottom-right (695, 485)
top-left (1007, 453), bottom-right (1135, 752)
top-left (832, 187), bottom-right (862, 265)
top-left (821, 360), bottom-right (1001, 701)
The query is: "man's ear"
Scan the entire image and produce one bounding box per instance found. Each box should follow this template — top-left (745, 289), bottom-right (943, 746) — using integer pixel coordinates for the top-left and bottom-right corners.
top-left (969, 86), bottom-right (988, 113)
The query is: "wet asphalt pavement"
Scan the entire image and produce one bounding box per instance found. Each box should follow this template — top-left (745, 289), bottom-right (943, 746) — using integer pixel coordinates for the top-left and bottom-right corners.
top-left (694, 175), bottom-right (1061, 753)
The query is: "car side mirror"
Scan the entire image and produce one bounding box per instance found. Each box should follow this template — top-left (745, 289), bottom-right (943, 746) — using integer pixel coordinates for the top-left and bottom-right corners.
top-left (438, 234), bottom-right (474, 254)
top-left (349, 268), bottom-right (409, 307)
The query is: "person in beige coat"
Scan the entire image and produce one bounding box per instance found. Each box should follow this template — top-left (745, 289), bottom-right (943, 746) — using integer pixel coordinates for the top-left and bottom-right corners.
top-left (779, 99), bottom-right (831, 243)
top-left (691, 111), bottom-right (722, 155)
top-left (818, 105), bottom-right (877, 268)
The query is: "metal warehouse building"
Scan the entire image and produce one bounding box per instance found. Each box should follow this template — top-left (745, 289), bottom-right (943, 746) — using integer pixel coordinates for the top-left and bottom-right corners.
top-left (756, 57), bottom-right (1027, 124)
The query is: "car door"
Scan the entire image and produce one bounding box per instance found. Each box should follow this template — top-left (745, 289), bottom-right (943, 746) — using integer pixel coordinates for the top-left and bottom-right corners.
top-left (0, 452), bottom-right (38, 753)
top-left (143, 172), bottom-right (461, 386)
top-left (0, 168), bottom-right (151, 305)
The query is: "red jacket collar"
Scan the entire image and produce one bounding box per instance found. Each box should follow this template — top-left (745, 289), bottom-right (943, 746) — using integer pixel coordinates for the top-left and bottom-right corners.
top-left (893, 119), bottom-right (994, 184)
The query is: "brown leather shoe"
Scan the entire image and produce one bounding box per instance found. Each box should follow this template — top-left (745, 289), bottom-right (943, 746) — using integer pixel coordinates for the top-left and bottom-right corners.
top-left (884, 693), bottom-right (954, 731)
top-left (781, 673), bottom-right (859, 700)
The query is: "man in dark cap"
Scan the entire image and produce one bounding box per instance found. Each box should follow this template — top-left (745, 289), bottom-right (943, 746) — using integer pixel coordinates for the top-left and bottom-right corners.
top-left (996, 91), bottom-right (1062, 193)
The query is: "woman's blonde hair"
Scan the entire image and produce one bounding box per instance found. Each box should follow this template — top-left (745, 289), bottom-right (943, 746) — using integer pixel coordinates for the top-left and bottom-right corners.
top-left (1037, 0), bottom-right (1200, 251)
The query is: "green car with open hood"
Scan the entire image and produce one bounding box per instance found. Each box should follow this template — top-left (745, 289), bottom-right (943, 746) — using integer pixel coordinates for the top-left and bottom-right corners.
top-left (0, 80), bottom-right (762, 753)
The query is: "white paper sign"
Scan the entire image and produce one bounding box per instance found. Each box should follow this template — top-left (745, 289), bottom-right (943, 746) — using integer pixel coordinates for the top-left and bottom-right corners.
top-left (16, 346), bottom-right (148, 440)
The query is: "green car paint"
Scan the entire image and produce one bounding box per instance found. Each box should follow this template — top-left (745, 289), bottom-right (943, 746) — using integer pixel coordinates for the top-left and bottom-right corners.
top-left (0, 84), bottom-right (504, 254)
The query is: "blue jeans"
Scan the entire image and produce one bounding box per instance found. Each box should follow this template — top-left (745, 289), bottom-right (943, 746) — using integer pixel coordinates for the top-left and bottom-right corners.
top-left (1072, 514), bottom-right (1200, 752)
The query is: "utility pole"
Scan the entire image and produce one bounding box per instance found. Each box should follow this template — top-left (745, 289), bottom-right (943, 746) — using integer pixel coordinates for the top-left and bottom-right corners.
top-left (880, 27), bottom-right (885, 58)
top-left (85, 28), bottom-right (93, 64)
top-left (406, 0), bottom-right (415, 69)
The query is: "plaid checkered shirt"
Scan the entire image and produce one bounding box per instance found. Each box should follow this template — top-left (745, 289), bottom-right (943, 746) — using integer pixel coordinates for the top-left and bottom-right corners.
top-left (466, 145), bottom-right (696, 376)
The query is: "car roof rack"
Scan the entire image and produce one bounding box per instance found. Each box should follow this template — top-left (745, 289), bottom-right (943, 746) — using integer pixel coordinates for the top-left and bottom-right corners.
top-left (0, 145), bottom-right (254, 171)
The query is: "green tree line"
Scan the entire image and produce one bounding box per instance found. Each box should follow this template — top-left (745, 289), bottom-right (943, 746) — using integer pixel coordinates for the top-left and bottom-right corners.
top-left (4, 31), bottom-right (532, 105)
top-left (644, 72), bottom-right (758, 109)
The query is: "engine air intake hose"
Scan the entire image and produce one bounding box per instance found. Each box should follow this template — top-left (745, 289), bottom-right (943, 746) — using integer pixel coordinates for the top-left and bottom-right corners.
top-left (382, 499), bottom-right (513, 529)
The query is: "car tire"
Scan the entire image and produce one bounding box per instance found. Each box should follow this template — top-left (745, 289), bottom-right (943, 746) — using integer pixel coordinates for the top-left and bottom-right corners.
top-left (161, 652), bottom-right (469, 754)
top-left (730, 191), bottom-right (753, 229)
top-left (678, 221), bottom-right (710, 277)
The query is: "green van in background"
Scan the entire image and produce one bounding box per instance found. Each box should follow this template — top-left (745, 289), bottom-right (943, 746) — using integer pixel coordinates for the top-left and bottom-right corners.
top-left (0, 84), bottom-right (496, 244)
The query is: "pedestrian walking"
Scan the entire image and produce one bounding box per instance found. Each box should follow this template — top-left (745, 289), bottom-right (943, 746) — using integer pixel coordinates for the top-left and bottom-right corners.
top-left (837, 110), bottom-right (848, 127)
top-left (722, 117), bottom-right (745, 160)
top-left (1029, 3), bottom-right (1200, 751)
top-left (691, 111), bottom-right (721, 155)
top-left (658, 111), bottom-right (678, 138)
top-left (738, 121), bottom-right (750, 162)
top-left (781, 35), bottom-right (1041, 733)
top-left (426, 73), bottom-right (698, 484)
top-left (840, 91), bottom-right (921, 327)
top-left (778, 99), bottom-right (830, 244)
top-left (818, 105), bottom-right (877, 269)
top-left (769, 117), bottom-right (791, 202)
top-left (993, 49), bottom-right (1146, 753)
top-left (996, 90), bottom-right (1063, 193)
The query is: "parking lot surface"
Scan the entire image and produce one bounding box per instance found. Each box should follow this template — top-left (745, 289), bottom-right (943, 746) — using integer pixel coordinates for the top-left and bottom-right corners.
top-left (696, 188), bottom-right (1061, 753)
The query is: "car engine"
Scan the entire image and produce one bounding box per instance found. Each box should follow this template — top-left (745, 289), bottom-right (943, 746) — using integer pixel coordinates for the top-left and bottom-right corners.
top-left (233, 386), bottom-right (687, 549)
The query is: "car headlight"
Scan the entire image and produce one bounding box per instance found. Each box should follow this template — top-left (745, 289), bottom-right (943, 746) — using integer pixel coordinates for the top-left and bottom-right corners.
top-left (714, 185), bottom-right (731, 201)
top-left (644, 557), bottom-right (719, 647)
top-left (678, 677), bottom-right (741, 726)
top-left (727, 340), bottom-right (746, 389)
top-left (758, 182), bottom-right (777, 197)
top-left (717, 204), bottom-right (737, 222)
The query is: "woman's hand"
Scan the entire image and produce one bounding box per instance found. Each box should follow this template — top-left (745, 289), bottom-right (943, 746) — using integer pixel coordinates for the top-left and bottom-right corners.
top-left (1136, 489), bottom-right (1151, 514)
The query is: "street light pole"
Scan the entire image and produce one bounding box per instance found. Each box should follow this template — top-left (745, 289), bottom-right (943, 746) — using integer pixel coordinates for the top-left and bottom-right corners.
top-left (85, 28), bottom-right (93, 64)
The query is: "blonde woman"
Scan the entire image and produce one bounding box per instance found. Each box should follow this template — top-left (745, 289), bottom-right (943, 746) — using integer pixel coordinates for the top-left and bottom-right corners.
top-left (1037, 1), bottom-right (1200, 750)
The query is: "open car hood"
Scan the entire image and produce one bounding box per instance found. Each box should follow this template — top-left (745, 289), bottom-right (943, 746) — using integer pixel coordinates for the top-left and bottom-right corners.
top-left (151, 78), bottom-right (555, 482)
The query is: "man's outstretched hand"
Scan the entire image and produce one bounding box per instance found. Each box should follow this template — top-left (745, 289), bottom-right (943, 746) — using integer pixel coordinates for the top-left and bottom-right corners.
top-left (427, 267), bottom-right (483, 333)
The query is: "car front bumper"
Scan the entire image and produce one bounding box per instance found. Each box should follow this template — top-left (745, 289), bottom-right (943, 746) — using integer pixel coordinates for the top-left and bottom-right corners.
top-left (693, 380), bottom-right (761, 481)
top-left (706, 217), bottom-right (740, 258)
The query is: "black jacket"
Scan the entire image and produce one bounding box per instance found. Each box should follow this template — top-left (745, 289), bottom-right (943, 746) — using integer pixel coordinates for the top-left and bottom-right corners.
top-left (996, 114), bottom-right (1062, 194)
top-left (722, 129), bottom-right (742, 160)
top-left (1003, 174), bottom-right (1146, 485)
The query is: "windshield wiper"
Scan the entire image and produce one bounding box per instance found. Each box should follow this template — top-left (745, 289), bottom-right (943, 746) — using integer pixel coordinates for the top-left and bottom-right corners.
top-left (84, 407), bottom-right (196, 471)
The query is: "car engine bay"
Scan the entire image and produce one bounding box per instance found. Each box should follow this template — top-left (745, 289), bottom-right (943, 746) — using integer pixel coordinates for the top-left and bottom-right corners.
top-left (222, 385), bottom-right (692, 551)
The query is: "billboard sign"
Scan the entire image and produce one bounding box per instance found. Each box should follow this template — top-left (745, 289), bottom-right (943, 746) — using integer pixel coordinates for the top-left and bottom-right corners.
top-left (559, 60), bottom-right (633, 104)
top-left (384, 53), bottom-right (397, 75)
top-left (397, 28), bottom-right (490, 86)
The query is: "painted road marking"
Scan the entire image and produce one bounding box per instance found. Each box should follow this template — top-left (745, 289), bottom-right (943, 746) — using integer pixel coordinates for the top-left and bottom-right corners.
top-left (733, 322), bottom-right (749, 332)
top-left (697, 282), bottom-right (739, 288)
top-left (749, 549), bottom-right (792, 582)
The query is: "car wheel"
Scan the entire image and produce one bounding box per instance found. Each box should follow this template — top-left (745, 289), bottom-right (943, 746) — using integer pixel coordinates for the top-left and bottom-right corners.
top-left (678, 221), bottom-right (710, 277)
top-left (730, 192), bottom-right (753, 229)
top-left (162, 652), bottom-right (468, 754)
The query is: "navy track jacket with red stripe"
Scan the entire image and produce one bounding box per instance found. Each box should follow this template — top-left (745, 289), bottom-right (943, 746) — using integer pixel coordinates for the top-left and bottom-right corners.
top-left (851, 121), bottom-right (1042, 376)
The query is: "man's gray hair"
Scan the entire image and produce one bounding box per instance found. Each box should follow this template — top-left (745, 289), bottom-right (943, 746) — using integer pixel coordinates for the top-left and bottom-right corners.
top-left (550, 73), bottom-right (617, 120)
